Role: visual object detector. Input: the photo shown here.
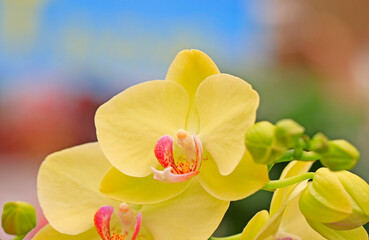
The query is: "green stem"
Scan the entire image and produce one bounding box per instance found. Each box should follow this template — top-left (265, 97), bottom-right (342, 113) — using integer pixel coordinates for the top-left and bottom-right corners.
top-left (300, 151), bottom-right (321, 161)
top-left (209, 233), bottom-right (242, 240)
top-left (262, 172), bottom-right (315, 191)
top-left (275, 150), bottom-right (321, 164)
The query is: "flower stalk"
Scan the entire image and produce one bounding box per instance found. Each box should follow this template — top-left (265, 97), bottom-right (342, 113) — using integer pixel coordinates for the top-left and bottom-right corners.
top-left (262, 172), bottom-right (315, 191)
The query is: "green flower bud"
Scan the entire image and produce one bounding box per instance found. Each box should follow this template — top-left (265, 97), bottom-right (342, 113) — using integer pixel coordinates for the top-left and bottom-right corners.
top-left (299, 168), bottom-right (369, 231)
top-left (320, 140), bottom-right (360, 171)
top-left (275, 119), bottom-right (305, 149)
top-left (310, 132), bottom-right (329, 153)
top-left (2, 201), bottom-right (37, 236)
top-left (246, 121), bottom-right (287, 165)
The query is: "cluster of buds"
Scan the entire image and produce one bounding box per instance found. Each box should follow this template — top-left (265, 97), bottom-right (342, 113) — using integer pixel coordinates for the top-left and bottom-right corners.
top-left (245, 119), bottom-right (368, 237)
top-left (246, 119), bottom-right (360, 171)
top-left (245, 121), bottom-right (288, 165)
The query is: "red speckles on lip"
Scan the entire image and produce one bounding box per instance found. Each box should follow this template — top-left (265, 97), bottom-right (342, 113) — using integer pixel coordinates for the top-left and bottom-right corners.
top-left (153, 130), bottom-right (203, 183)
top-left (111, 233), bottom-right (126, 240)
top-left (94, 205), bottom-right (142, 240)
top-left (154, 135), bottom-right (178, 174)
top-left (94, 206), bottom-right (114, 240)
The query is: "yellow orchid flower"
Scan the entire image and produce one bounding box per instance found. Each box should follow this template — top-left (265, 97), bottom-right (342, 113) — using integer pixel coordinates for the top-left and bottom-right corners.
top-left (95, 49), bottom-right (269, 203)
top-left (241, 161), bottom-right (368, 240)
top-left (34, 143), bottom-right (229, 240)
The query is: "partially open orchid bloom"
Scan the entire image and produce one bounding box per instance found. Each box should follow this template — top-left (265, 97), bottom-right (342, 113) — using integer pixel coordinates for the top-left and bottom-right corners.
top-left (241, 161), bottom-right (368, 240)
top-left (299, 168), bottom-right (369, 231)
top-left (96, 49), bottom-right (269, 203)
top-left (34, 143), bottom-right (229, 240)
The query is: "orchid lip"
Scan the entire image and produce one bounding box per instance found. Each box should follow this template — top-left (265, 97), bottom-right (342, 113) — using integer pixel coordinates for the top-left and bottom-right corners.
top-left (151, 166), bottom-right (199, 183)
top-left (152, 130), bottom-right (203, 183)
top-left (94, 204), bottom-right (142, 240)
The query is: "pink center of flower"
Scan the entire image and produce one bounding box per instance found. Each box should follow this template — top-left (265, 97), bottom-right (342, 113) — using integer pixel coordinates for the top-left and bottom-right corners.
top-left (151, 129), bottom-right (203, 183)
top-left (94, 203), bottom-right (142, 240)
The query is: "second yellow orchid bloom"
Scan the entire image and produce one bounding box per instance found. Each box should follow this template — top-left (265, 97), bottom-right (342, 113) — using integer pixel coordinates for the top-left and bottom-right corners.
top-left (34, 143), bottom-right (229, 240)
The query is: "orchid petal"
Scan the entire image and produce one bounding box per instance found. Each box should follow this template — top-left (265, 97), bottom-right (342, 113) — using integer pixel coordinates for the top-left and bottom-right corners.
top-left (33, 224), bottom-right (101, 240)
top-left (279, 189), bottom-right (325, 240)
top-left (37, 143), bottom-right (119, 235)
top-left (196, 73), bottom-right (259, 176)
top-left (96, 80), bottom-right (189, 177)
top-left (165, 49), bottom-right (220, 133)
top-left (335, 170), bottom-right (369, 220)
top-left (241, 210), bottom-right (269, 240)
top-left (141, 180), bottom-right (229, 240)
top-left (100, 167), bottom-right (190, 204)
top-left (307, 220), bottom-right (368, 240)
top-left (166, 49), bottom-right (220, 99)
top-left (255, 182), bottom-right (308, 240)
top-left (198, 150), bottom-right (268, 201)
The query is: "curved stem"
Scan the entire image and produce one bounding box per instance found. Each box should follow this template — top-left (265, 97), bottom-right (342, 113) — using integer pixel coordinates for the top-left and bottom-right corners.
top-left (299, 151), bottom-right (321, 161)
top-left (209, 233), bottom-right (242, 240)
top-left (262, 172), bottom-right (315, 191)
top-left (275, 150), bottom-right (321, 164)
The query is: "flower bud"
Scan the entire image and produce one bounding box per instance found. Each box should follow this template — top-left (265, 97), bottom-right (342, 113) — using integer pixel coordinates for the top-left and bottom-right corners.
top-left (310, 133), bottom-right (329, 153)
top-left (320, 140), bottom-right (360, 171)
top-left (275, 119), bottom-right (305, 149)
top-left (1, 201), bottom-right (37, 236)
top-left (299, 168), bottom-right (369, 230)
top-left (246, 121), bottom-right (287, 165)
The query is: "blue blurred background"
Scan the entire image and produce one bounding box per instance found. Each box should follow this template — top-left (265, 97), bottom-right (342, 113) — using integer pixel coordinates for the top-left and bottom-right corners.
top-left (1, 0), bottom-right (369, 238)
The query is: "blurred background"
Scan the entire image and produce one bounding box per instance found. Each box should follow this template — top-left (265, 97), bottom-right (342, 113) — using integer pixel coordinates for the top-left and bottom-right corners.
top-left (0, 0), bottom-right (368, 238)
